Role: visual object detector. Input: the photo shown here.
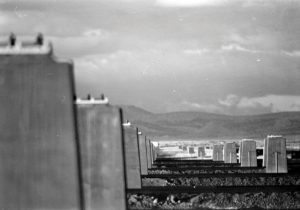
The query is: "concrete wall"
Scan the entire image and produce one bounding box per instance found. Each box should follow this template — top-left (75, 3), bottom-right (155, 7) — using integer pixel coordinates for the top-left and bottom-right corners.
top-left (138, 134), bottom-right (148, 175)
top-left (264, 136), bottom-right (287, 173)
top-left (224, 143), bottom-right (237, 163)
top-left (240, 140), bottom-right (257, 167)
top-left (123, 125), bottom-right (141, 189)
top-left (263, 139), bottom-right (267, 167)
top-left (145, 138), bottom-right (152, 169)
top-left (188, 146), bottom-right (195, 154)
top-left (0, 54), bottom-right (81, 209)
top-left (212, 144), bottom-right (224, 161)
top-left (77, 104), bottom-right (126, 210)
top-left (198, 147), bottom-right (205, 158)
top-left (150, 142), bottom-right (157, 163)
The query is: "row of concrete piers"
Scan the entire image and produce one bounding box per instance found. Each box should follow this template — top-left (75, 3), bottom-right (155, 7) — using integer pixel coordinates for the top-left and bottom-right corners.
top-left (180, 137), bottom-right (287, 173)
top-left (0, 35), bottom-right (163, 210)
top-left (0, 35), bottom-right (295, 210)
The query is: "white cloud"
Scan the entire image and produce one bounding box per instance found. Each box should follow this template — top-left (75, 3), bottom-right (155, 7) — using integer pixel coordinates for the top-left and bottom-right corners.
top-left (218, 94), bottom-right (240, 107)
top-left (184, 44), bottom-right (265, 56)
top-left (45, 29), bottom-right (110, 56)
top-left (83, 28), bottom-right (105, 37)
top-left (224, 33), bottom-right (279, 52)
top-left (219, 94), bottom-right (300, 112)
top-left (241, 0), bottom-right (298, 8)
top-left (184, 44), bottom-right (262, 56)
top-left (76, 58), bottom-right (99, 70)
top-left (74, 50), bottom-right (164, 80)
top-left (183, 48), bottom-right (210, 55)
top-left (239, 95), bottom-right (300, 112)
top-left (220, 44), bottom-right (259, 53)
top-left (166, 94), bottom-right (300, 115)
top-left (180, 100), bottom-right (222, 113)
top-left (155, 0), bottom-right (229, 7)
top-left (225, 33), bottom-right (266, 46)
top-left (282, 50), bottom-right (300, 57)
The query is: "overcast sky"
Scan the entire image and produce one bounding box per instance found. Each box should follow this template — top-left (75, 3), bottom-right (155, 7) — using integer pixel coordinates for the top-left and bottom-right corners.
top-left (1, 0), bottom-right (300, 115)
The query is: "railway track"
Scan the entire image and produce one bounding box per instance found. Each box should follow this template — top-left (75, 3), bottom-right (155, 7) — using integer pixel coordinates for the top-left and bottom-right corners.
top-left (128, 185), bottom-right (300, 193)
top-left (143, 172), bottom-right (300, 178)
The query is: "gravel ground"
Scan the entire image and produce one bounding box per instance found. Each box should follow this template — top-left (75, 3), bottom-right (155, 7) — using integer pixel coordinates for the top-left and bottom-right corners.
top-left (148, 168), bottom-right (266, 175)
top-left (128, 192), bottom-right (300, 209)
top-left (142, 175), bottom-right (300, 187)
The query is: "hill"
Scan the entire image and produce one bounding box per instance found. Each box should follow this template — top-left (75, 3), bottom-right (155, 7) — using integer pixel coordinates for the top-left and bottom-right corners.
top-left (119, 105), bottom-right (300, 140)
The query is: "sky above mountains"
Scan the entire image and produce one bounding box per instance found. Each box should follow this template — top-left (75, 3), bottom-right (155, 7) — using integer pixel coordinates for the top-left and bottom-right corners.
top-left (1, 0), bottom-right (300, 115)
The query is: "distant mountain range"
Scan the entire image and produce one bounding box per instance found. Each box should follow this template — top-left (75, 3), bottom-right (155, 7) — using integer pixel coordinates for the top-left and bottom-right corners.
top-left (119, 105), bottom-right (300, 140)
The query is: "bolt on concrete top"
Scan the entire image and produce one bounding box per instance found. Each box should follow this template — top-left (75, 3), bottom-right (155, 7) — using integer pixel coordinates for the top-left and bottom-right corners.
top-left (0, 33), bottom-right (52, 54)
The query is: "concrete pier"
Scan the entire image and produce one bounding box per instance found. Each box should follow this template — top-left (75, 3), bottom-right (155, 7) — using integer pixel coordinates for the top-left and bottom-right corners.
top-left (123, 124), bottom-right (142, 189)
top-left (264, 135), bottom-right (287, 173)
top-left (138, 134), bottom-right (148, 175)
top-left (77, 100), bottom-right (126, 210)
top-left (188, 146), bottom-right (195, 154)
top-left (0, 38), bottom-right (81, 209)
top-left (150, 143), bottom-right (157, 163)
top-left (240, 140), bottom-right (257, 167)
top-left (263, 138), bottom-right (267, 167)
top-left (154, 144), bottom-right (158, 161)
top-left (198, 147), bottom-right (205, 158)
top-left (146, 138), bottom-right (152, 169)
top-left (224, 142), bottom-right (237, 163)
top-left (212, 144), bottom-right (224, 161)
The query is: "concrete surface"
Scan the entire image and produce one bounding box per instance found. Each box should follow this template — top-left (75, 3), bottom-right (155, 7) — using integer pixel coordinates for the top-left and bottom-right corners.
top-left (77, 104), bottom-right (127, 210)
top-left (123, 125), bottom-right (141, 189)
top-left (264, 136), bottom-right (287, 173)
top-left (240, 140), bottom-right (257, 167)
top-left (138, 134), bottom-right (148, 175)
top-left (213, 144), bottom-right (224, 161)
top-left (224, 143), bottom-right (237, 163)
top-left (0, 54), bottom-right (81, 209)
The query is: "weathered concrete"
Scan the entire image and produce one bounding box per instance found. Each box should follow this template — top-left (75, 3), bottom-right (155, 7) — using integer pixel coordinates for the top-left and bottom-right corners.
top-left (123, 125), bottom-right (142, 189)
top-left (138, 134), bottom-right (148, 175)
top-left (263, 138), bottom-right (267, 167)
top-left (224, 143), bottom-right (237, 163)
top-left (264, 136), bottom-right (287, 173)
top-left (77, 103), bottom-right (127, 210)
top-left (0, 53), bottom-right (81, 209)
top-left (194, 147), bottom-right (199, 156)
top-left (145, 138), bottom-right (152, 169)
top-left (154, 144), bottom-right (158, 161)
top-left (188, 146), bottom-right (195, 154)
top-left (150, 143), bottom-right (157, 163)
top-left (240, 140), bottom-right (257, 167)
top-left (149, 140), bottom-right (154, 165)
top-left (212, 144), bottom-right (224, 161)
top-left (198, 147), bottom-right (205, 158)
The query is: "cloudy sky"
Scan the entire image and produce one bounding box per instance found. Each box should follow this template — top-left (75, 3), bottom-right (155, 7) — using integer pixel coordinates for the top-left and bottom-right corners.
top-left (1, 0), bottom-right (300, 115)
